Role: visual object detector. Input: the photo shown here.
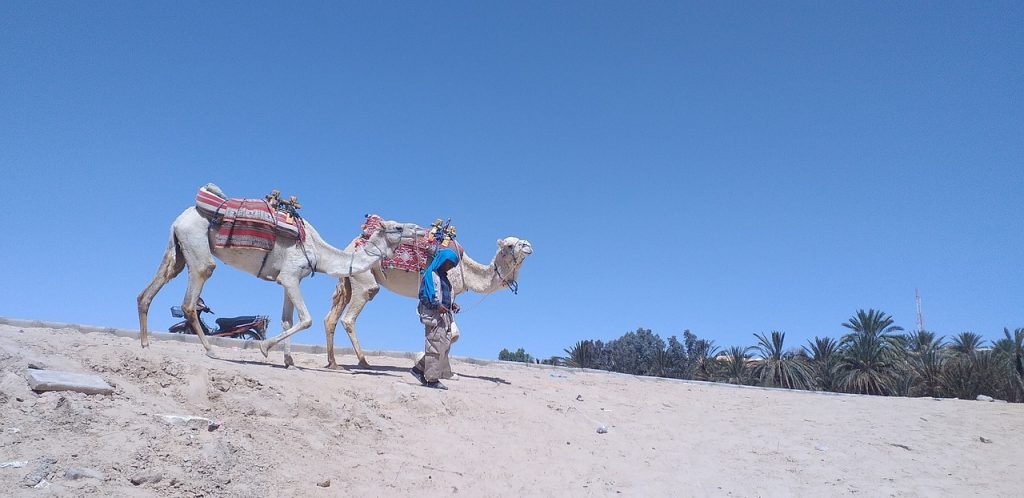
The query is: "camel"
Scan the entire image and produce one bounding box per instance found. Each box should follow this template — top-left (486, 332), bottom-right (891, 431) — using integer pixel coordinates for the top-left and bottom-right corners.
top-left (136, 190), bottom-right (425, 364)
top-left (323, 235), bottom-right (533, 369)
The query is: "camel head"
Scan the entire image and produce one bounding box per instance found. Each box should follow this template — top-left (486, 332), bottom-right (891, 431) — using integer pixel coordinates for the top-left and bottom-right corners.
top-left (495, 236), bottom-right (533, 276)
top-left (373, 219), bottom-right (427, 255)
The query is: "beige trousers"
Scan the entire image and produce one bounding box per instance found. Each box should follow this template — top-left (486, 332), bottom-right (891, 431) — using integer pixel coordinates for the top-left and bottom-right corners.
top-left (415, 303), bottom-right (452, 382)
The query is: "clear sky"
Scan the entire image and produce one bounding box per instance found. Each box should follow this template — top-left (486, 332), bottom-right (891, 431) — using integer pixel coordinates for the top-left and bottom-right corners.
top-left (1, 2), bottom-right (1021, 361)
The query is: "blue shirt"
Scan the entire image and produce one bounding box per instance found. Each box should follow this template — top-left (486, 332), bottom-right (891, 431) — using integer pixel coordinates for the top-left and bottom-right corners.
top-left (419, 248), bottom-right (460, 308)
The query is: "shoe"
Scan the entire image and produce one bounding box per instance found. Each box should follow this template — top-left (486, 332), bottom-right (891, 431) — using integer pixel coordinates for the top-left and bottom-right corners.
top-left (425, 381), bottom-right (448, 390)
top-left (410, 367), bottom-right (426, 385)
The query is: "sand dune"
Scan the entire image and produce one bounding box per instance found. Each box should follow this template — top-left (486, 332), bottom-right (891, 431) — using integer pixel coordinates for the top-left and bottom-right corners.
top-left (1, 322), bottom-right (1021, 497)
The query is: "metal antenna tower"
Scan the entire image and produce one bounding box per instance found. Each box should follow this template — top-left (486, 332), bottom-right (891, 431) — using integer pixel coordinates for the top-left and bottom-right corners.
top-left (915, 289), bottom-right (925, 333)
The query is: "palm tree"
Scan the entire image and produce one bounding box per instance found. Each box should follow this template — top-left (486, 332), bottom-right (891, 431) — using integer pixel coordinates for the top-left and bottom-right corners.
top-left (721, 346), bottom-right (752, 385)
top-left (992, 328), bottom-right (1020, 355)
top-left (651, 348), bottom-right (673, 378)
top-left (841, 309), bottom-right (904, 341)
top-left (691, 340), bottom-right (720, 381)
top-left (838, 309), bottom-right (904, 395)
top-left (752, 331), bottom-right (812, 389)
top-left (839, 332), bottom-right (901, 395)
top-left (990, 328), bottom-right (1024, 402)
top-left (993, 327), bottom-right (1024, 379)
top-left (950, 332), bottom-right (985, 357)
top-left (803, 336), bottom-right (841, 392)
top-left (903, 330), bottom-right (945, 354)
top-left (563, 340), bottom-right (595, 369)
top-left (940, 350), bottom-right (1004, 400)
top-left (901, 331), bottom-right (947, 397)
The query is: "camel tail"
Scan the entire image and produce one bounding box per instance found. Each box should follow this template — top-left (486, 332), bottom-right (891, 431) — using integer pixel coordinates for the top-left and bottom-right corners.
top-left (136, 228), bottom-right (186, 348)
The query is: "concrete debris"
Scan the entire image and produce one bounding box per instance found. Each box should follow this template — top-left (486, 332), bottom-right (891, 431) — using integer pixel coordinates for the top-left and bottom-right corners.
top-left (26, 369), bottom-right (113, 395)
top-left (976, 395), bottom-right (994, 402)
top-left (318, 479), bottom-right (331, 487)
top-left (155, 413), bottom-right (222, 431)
top-left (1, 460), bottom-right (28, 469)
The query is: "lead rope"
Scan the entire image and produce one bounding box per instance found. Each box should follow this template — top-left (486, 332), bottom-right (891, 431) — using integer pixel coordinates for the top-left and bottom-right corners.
top-left (458, 291), bottom-right (494, 316)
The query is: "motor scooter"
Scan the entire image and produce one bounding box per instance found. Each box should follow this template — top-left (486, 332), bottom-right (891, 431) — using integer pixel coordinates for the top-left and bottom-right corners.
top-left (169, 298), bottom-right (269, 341)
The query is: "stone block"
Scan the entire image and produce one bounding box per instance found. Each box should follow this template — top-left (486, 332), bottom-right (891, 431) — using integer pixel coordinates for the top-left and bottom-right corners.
top-left (26, 370), bottom-right (113, 395)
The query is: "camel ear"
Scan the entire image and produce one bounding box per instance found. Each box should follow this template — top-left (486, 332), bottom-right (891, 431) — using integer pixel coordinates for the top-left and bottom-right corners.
top-left (497, 239), bottom-right (503, 248)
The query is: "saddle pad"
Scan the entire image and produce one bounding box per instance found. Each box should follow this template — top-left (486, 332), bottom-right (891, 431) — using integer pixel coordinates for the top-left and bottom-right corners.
top-left (195, 187), bottom-right (306, 251)
top-left (355, 215), bottom-right (459, 272)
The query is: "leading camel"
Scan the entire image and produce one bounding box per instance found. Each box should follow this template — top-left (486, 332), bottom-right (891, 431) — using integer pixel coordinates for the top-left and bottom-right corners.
top-left (324, 235), bottom-right (533, 369)
top-left (136, 189), bottom-right (425, 364)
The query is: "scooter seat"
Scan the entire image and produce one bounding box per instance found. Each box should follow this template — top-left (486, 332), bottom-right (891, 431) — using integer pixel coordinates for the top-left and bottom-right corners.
top-left (215, 316), bottom-right (259, 330)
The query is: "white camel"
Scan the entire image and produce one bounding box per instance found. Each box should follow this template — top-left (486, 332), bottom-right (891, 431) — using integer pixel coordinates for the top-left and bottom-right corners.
top-left (136, 191), bottom-right (425, 364)
top-left (323, 235), bottom-right (533, 369)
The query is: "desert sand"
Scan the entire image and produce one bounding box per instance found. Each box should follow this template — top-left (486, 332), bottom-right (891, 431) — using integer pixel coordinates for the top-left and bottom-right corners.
top-left (1, 321), bottom-right (1021, 497)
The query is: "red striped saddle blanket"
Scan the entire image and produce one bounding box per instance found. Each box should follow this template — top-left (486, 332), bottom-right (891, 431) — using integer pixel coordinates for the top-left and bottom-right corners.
top-left (355, 215), bottom-right (461, 272)
top-left (195, 187), bottom-right (306, 251)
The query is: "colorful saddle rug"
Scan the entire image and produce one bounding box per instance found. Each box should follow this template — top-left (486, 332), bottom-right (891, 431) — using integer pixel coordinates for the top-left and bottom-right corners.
top-left (355, 215), bottom-right (461, 272)
top-left (195, 187), bottom-right (306, 251)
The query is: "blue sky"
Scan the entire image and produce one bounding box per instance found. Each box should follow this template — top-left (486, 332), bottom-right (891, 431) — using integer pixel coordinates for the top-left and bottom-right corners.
top-left (1, 2), bottom-right (1021, 361)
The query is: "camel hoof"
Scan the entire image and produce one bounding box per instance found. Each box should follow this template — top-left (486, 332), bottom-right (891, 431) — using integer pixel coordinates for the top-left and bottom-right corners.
top-left (284, 354), bottom-right (295, 368)
top-left (325, 363), bottom-right (345, 371)
top-left (205, 349), bottom-right (217, 359)
top-left (141, 341), bottom-right (149, 349)
top-left (258, 340), bottom-right (271, 358)
top-left (358, 358), bottom-right (371, 368)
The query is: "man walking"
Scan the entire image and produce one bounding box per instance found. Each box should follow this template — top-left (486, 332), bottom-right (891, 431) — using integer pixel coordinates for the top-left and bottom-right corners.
top-left (410, 243), bottom-right (461, 390)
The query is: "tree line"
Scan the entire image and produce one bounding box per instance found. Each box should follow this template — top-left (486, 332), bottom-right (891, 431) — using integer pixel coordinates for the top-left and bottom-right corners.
top-left (499, 309), bottom-right (1024, 402)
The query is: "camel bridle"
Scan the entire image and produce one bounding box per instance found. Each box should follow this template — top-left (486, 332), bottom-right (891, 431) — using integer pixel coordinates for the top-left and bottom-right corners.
top-left (494, 243), bottom-right (523, 295)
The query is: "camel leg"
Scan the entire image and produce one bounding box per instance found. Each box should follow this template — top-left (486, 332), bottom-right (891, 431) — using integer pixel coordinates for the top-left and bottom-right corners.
top-left (136, 234), bottom-right (185, 348)
top-left (323, 278), bottom-right (350, 370)
top-left (259, 276), bottom-right (312, 357)
top-left (181, 263), bottom-right (216, 355)
top-left (281, 294), bottom-right (296, 368)
top-left (341, 283), bottom-right (379, 368)
top-left (176, 231), bottom-right (217, 355)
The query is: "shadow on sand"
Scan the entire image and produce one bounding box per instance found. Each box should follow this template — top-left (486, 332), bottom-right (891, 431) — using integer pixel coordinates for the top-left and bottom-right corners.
top-left (208, 357), bottom-right (510, 385)
top-left (457, 373), bottom-right (512, 385)
top-left (210, 357), bottom-right (290, 369)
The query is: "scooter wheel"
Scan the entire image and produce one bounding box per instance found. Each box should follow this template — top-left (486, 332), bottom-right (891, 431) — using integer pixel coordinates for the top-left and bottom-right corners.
top-left (239, 330), bottom-right (261, 341)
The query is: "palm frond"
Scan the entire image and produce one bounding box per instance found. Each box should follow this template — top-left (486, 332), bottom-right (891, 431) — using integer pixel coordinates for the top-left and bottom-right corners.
top-left (752, 331), bottom-right (812, 389)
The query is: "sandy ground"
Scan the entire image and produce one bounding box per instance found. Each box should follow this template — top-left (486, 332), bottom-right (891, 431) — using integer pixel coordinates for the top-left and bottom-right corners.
top-left (1, 323), bottom-right (1022, 497)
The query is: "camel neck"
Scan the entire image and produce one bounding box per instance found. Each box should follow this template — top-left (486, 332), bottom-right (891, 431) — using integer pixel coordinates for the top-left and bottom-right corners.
top-left (455, 253), bottom-right (508, 294)
top-left (310, 230), bottom-right (384, 278)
